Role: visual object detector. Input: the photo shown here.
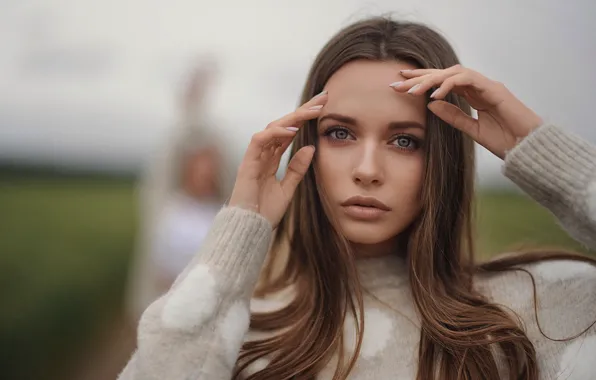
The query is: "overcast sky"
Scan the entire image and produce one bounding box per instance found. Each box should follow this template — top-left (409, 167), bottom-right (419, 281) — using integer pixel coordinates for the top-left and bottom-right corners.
top-left (0, 0), bottom-right (595, 185)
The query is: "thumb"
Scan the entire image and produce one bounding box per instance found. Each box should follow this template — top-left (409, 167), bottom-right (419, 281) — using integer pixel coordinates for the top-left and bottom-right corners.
top-left (280, 145), bottom-right (315, 196)
top-left (428, 100), bottom-right (479, 139)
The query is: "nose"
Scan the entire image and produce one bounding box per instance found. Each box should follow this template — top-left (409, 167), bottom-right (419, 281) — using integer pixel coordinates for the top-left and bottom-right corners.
top-left (352, 141), bottom-right (384, 187)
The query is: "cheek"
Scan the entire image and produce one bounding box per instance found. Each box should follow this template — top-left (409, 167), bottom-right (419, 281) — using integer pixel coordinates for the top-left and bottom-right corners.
top-left (388, 157), bottom-right (425, 208)
top-left (399, 158), bottom-right (424, 189)
top-left (314, 143), bottom-right (348, 185)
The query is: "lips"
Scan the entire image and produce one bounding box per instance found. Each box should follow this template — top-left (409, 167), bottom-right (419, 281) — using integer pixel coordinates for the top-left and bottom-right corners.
top-left (340, 196), bottom-right (391, 211)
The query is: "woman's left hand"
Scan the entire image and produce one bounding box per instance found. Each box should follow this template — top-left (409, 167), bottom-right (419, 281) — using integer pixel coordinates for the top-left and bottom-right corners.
top-left (391, 65), bottom-right (543, 159)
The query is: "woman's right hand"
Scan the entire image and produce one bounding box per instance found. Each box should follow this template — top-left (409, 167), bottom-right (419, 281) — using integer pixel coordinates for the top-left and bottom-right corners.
top-left (228, 92), bottom-right (328, 227)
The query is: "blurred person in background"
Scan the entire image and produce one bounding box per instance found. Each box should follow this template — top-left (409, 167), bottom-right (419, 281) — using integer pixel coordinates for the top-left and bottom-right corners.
top-left (150, 133), bottom-right (224, 290)
top-left (125, 60), bottom-right (233, 322)
top-left (119, 18), bottom-right (596, 380)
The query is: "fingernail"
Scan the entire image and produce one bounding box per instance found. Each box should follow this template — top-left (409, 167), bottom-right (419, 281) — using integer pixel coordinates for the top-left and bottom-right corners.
top-left (314, 90), bottom-right (327, 98)
top-left (400, 69), bottom-right (412, 73)
top-left (309, 105), bottom-right (323, 110)
top-left (389, 81), bottom-right (403, 88)
top-left (286, 126), bottom-right (299, 132)
top-left (408, 84), bottom-right (421, 94)
top-left (430, 89), bottom-right (440, 98)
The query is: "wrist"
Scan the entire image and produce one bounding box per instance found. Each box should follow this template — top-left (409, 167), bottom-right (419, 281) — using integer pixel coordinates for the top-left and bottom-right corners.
top-left (227, 189), bottom-right (260, 213)
top-left (504, 104), bottom-right (543, 155)
top-left (513, 104), bottom-right (543, 141)
top-left (227, 201), bottom-right (259, 213)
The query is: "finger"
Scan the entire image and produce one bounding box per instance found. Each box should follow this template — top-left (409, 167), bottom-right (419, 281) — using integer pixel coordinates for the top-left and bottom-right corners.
top-left (429, 73), bottom-right (476, 100)
top-left (264, 136), bottom-right (294, 176)
top-left (428, 100), bottom-right (479, 138)
top-left (409, 70), bottom-right (465, 96)
top-left (280, 145), bottom-right (315, 195)
top-left (266, 91), bottom-right (328, 130)
top-left (302, 90), bottom-right (328, 108)
top-left (390, 65), bottom-right (463, 94)
top-left (271, 135), bottom-right (294, 162)
top-left (245, 127), bottom-right (298, 162)
top-left (259, 137), bottom-right (280, 163)
top-left (389, 74), bottom-right (432, 93)
top-left (398, 64), bottom-right (463, 78)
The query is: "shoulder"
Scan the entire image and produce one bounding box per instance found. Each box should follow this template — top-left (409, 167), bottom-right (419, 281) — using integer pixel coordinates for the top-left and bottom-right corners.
top-left (474, 259), bottom-right (596, 338)
top-left (474, 258), bottom-right (596, 304)
top-left (525, 259), bottom-right (596, 289)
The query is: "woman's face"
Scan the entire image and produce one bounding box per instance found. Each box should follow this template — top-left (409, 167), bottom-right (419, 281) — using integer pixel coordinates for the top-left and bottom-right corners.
top-left (315, 60), bottom-right (426, 256)
top-left (184, 148), bottom-right (219, 199)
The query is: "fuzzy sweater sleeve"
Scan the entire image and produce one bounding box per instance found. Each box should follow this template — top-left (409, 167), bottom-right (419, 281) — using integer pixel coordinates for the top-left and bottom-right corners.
top-left (118, 206), bottom-right (272, 380)
top-left (503, 123), bottom-right (596, 250)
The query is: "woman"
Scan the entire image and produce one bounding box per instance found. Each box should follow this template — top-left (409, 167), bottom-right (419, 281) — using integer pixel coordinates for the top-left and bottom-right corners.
top-left (119, 18), bottom-right (596, 379)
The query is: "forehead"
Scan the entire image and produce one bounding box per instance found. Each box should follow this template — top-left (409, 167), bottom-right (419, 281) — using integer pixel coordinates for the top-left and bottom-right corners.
top-left (322, 60), bottom-right (427, 125)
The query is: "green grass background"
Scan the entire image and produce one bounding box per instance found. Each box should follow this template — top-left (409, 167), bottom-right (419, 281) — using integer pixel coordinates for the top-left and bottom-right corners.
top-left (0, 170), bottom-right (589, 379)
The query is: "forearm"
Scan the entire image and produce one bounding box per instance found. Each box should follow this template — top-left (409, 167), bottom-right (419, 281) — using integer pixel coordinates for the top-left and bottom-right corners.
top-left (503, 124), bottom-right (596, 249)
top-left (119, 207), bottom-right (272, 379)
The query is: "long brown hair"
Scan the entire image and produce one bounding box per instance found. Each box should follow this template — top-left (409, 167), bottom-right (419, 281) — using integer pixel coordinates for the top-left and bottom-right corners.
top-left (234, 17), bottom-right (596, 380)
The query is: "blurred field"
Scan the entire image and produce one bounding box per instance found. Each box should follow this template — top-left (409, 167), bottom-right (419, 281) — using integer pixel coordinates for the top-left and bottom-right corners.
top-left (0, 170), bottom-right (589, 380)
top-left (475, 192), bottom-right (588, 259)
top-left (0, 171), bottom-right (137, 380)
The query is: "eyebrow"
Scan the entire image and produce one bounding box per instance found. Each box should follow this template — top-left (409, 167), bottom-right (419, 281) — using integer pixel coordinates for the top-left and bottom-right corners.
top-left (318, 113), bottom-right (425, 131)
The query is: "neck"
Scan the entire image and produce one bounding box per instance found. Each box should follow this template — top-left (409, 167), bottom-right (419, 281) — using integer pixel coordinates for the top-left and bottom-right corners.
top-left (351, 236), bottom-right (401, 259)
top-left (355, 250), bottom-right (409, 290)
top-left (351, 237), bottom-right (409, 289)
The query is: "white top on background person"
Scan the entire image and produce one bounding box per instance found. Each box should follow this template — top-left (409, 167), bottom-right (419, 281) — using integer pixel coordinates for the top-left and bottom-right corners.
top-left (150, 142), bottom-right (223, 287)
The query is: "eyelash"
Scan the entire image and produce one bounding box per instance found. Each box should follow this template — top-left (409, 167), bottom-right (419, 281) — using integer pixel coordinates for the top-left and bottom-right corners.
top-left (322, 126), bottom-right (421, 151)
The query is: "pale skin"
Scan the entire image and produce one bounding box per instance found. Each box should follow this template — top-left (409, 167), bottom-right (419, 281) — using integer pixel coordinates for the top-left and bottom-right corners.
top-left (228, 62), bottom-right (544, 254)
top-left (315, 61), bottom-right (426, 257)
top-left (183, 147), bottom-right (220, 199)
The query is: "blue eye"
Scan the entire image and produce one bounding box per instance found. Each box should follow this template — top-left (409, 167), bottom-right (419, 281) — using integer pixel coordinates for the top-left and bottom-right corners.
top-left (324, 127), bottom-right (353, 140)
top-left (331, 129), bottom-right (349, 139)
top-left (392, 135), bottom-right (419, 150)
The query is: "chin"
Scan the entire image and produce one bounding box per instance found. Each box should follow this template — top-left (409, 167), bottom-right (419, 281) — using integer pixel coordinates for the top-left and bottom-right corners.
top-left (338, 220), bottom-right (397, 245)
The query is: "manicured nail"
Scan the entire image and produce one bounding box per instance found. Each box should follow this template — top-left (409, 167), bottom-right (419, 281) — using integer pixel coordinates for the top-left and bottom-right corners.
top-left (286, 126), bottom-right (299, 132)
top-left (389, 81), bottom-right (403, 88)
top-left (314, 90), bottom-right (327, 98)
top-left (408, 84), bottom-right (421, 94)
top-left (309, 105), bottom-right (323, 110)
top-left (400, 69), bottom-right (412, 73)
top-left (430, 89), bottom-right (440, 98)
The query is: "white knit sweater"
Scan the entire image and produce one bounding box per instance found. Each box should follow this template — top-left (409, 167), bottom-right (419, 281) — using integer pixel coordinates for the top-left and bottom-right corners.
top-left (119, 124), bottom-right (596, 379)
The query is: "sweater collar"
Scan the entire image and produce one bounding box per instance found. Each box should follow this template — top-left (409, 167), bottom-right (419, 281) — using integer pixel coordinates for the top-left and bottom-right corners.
top-left (355, 253), bottom-right (409, 291)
